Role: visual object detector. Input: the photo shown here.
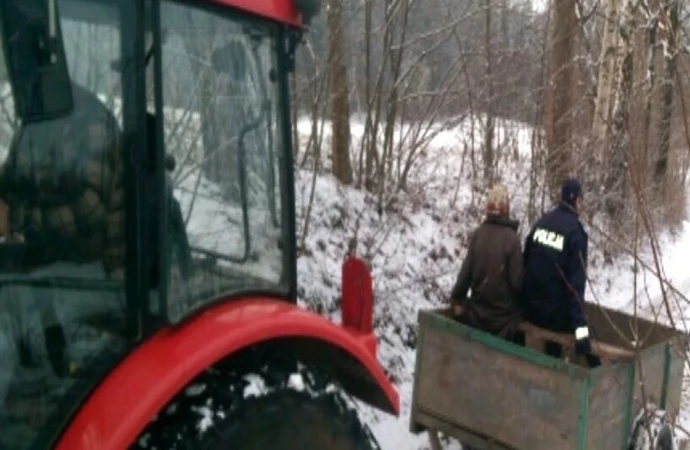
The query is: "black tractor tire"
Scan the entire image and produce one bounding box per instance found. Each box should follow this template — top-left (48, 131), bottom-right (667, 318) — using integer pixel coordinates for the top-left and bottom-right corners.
top-left (628, 404), bottom-right (677, 450)
top-left (198, 383), bottom-right (377, 450)
top-left (132, 351), bottom-right (380, 450)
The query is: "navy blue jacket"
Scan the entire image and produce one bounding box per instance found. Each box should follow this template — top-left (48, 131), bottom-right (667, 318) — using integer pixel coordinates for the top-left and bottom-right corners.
top-left (521, 203), bottom-right (588, 332)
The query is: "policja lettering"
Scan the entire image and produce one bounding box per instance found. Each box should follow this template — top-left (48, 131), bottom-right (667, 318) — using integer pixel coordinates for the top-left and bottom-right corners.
top-left (532, 227), bottom-right (564, 251)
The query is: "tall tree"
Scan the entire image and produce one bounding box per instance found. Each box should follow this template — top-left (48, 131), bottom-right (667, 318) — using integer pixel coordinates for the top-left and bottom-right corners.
top-left (591, 0), bottom-right (621, 169)
top-left (359, 0), bottom-right (375, 191)
top-left (483, 0), bottom-right (496, 185)
top-left (641, 3), bottom-right (658, 169)
top-left (327, 0), bottom-right (354, 185)
top-left (544, 0), bottom-right (577, 197)
top-left (654, 0), bottom-right (679, 190)
top-left (604, 0), bottom-right (639, 220)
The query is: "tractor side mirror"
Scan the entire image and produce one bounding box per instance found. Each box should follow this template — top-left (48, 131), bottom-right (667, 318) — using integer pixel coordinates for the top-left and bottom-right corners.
top-left (0, 0), bottom-right (73, 123)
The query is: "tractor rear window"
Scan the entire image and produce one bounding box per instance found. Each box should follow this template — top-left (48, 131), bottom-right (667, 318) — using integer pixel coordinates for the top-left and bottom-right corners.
top-left (158, 1), bottom-right (290, 321)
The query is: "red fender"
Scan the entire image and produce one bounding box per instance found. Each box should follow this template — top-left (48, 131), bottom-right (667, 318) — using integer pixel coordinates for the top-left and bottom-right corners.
top-left (55, 297), bottom-right (399, 450)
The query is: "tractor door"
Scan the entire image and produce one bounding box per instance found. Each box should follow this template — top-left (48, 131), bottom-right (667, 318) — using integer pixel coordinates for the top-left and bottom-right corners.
top-left (152, 2), bottom-right (297, 323)
top-left (0, 1), bottom-right (150, 449)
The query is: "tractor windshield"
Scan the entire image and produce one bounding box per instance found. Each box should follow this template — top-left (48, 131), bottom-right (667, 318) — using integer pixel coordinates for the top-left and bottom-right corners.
top-left (0, 0), bottom-right (129, 449)
top-left (159, 1), bottom-right (292, 321)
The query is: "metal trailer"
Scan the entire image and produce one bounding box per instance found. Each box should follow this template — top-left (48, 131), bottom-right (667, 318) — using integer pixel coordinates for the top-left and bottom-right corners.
top-left (410, 302), bottom-right (688, 450)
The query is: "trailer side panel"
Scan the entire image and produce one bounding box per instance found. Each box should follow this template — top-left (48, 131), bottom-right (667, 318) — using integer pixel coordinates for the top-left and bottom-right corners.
top-left (586, 363), bottom-right (632, 450)
top-left (411, 310), bottom-right (586, 450)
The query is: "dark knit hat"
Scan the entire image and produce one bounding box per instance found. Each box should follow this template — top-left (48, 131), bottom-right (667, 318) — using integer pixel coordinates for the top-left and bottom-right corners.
top-left (561, 178), bottom-right (582, 206)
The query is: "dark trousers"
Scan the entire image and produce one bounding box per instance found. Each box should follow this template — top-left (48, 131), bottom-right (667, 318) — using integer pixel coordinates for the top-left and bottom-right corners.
top-left (523, 312), bottom-right (601, 368)
top-left (530, 326), bottom-right (601, 368)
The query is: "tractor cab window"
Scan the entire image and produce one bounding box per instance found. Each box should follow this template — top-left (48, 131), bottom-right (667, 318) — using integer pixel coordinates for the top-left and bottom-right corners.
top-left (0, 1), bottom-right (130, 449)
top-left (159, 1), bottom-right (290, 321)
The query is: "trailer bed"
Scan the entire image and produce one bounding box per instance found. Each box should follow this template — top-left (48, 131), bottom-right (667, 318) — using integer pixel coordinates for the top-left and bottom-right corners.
top-left (409, 304), bottom-right (687, 450)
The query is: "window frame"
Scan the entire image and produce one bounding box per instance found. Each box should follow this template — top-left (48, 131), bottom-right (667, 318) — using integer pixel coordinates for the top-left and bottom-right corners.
top-left (152, 0), bottom-right (298, 327)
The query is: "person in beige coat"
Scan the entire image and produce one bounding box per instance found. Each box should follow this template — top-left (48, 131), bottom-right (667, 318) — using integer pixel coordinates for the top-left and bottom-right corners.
top-left (449, 184), bottom-right (524, 341)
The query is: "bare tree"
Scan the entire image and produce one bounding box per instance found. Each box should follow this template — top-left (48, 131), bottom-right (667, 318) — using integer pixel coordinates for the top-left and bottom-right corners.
top-left (483, 0), bottom-right (496, 185)
top-left (544, 0), bottom-right (577, 197)
top-left (591, 0), bottom-right (620, 170)
top-left (603, 0), bottom-right (640, 222)
top-left (653, 0), bottom-right (679, 190)
top-left (327, 0), bottom-right (354, 185)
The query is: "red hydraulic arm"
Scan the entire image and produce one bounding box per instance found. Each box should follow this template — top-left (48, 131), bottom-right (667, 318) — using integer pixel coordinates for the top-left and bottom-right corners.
top-left (341, 256), bottom-right (377, 355)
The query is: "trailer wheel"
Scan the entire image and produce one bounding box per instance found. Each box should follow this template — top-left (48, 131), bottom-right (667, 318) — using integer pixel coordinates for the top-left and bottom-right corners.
top-left (628, 404), bottom-right (676, 450)
top-left (133, 352), bottom-right (381, 450)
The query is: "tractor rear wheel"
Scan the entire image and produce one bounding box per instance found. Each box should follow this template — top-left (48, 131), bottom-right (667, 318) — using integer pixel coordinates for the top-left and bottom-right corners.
top-left (133, 352), bottom-right (380, 450)
top-left (199, 381), bottom-right (377, 450)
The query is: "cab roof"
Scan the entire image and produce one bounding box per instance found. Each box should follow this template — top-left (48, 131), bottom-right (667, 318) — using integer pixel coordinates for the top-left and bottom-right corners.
top-left (58, 0), bottom-right (306, 30)
top-left (207, 0), bottom-right (303, 27)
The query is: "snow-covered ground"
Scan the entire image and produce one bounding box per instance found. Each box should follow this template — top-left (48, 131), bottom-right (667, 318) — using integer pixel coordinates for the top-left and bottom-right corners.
top-left (292, 116), bottom-right (690, 449)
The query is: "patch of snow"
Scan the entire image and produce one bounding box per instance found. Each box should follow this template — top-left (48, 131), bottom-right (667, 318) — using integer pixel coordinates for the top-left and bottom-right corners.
top-left (287, 373), bottom-right (305, 392)
top-left (195, 405), bottom-right (215, 433)
top-left (165, 402), bottom-right (178, 415)
top-left (243, 373), bottom-right (270, 399)
top-left (185, 383), bottom-right (207, 397)
top-left (136, 433), bottom-right (151, 448)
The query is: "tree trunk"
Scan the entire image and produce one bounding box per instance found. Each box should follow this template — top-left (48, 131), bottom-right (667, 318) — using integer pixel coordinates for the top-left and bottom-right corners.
top-left (642, 13), bottom-right (658, 169)
top-left (591, 0), bottom-right (621, 167)
top-left (378, 0), bottom-right (410, 209)
top-left (604, 0), bottom-right (638, 221)
top-left (359, 0), bottom-right (374, 191)
top-left (653, 0), bottom-right (679, 190)
top-left (544, 0), bottom-right (577, 198)
top-left (327, 0), bottom-right (354, 185)
top-left (483, 0), bottom-right (495, 185)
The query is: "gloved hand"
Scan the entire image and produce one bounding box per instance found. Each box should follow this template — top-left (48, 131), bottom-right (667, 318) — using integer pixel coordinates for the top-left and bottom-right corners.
top-left (574, 326), bottom-right (592, 355)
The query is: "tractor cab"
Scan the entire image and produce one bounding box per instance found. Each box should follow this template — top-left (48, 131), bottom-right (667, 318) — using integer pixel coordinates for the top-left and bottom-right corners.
top-left (0, 0), bottom-right (304, 448)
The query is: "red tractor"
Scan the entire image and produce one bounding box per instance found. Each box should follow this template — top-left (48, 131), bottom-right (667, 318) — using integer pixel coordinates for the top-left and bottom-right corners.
top-left (0, 0), bottom-right (399, 449)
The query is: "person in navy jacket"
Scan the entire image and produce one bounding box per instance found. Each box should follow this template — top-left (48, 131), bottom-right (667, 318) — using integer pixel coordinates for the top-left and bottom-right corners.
top-left (521, 178), bottom-right (600, 367)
